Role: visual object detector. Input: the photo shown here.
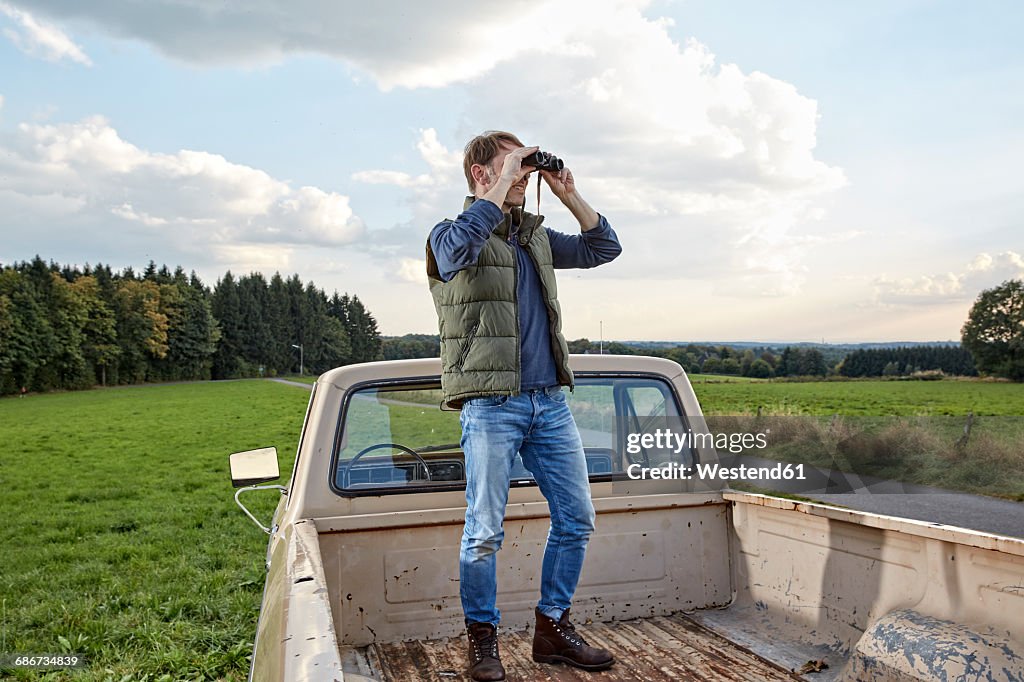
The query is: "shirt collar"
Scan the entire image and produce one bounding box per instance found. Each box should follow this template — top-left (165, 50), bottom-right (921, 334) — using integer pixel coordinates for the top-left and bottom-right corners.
top-left (464, 195), bottom-right (542, 243)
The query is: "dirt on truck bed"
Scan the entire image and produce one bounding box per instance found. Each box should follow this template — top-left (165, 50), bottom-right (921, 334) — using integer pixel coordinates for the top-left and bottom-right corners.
top-left (340, 612), bottom-right (803, 681)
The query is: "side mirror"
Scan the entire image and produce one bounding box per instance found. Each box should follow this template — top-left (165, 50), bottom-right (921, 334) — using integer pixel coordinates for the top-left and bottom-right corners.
top-left (229, 447), bottom-right (280, 488)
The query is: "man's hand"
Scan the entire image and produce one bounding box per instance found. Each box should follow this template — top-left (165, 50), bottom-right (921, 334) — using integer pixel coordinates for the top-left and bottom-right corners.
top-left (498, 145), bottom-right (539, 184)
top-left (541, 167), bottom-right (600, 232)
top-left (481, 145), bottom-right (538, 210)
top-left (540, 168), bottom-right (575, 201)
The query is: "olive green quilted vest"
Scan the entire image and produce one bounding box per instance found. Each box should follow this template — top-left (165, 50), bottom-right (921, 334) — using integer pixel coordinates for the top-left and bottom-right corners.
top-left (426, 197), bottom-right (573, 408)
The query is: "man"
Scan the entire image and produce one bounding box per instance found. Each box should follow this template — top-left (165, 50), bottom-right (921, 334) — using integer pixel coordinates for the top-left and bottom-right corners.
top-left (425, 131), bottom-right (622, 680)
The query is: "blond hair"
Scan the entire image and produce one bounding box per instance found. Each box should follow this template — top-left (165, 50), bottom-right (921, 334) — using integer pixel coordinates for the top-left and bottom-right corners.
top-left (462, 130), bottom-right (525, 191)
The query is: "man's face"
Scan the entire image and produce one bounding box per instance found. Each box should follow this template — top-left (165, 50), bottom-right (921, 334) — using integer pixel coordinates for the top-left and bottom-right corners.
top-left (485, 140), bottom-right (531, 207)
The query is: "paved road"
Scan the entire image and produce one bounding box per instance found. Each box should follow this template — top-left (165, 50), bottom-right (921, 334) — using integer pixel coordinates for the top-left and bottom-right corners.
top-left (720, 453), bottom-right (1024, 539)
top-left (268, 378), bottom-right (314, 389)
top-left (806, 490), bottom-right (1024, 539)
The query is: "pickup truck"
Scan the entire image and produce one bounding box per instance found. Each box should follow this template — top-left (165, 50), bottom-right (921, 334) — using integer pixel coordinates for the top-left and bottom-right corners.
top-left (229, 354), bottom-right (1024, 681)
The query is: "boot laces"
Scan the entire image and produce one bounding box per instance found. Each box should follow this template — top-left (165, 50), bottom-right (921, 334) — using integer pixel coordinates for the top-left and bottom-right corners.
top-left (555, 617), bottom-right (587, 647)
top-left (472, 630), bottom-right (499, 660)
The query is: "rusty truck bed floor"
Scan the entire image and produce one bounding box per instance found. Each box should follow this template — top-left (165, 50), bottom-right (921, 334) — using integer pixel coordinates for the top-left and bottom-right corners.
top-left (340, 612), bottom-right (805, 681)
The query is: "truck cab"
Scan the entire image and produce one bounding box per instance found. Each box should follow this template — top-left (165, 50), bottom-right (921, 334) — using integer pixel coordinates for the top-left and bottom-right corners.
top-left (231, 355), bottom-right (1024, 681)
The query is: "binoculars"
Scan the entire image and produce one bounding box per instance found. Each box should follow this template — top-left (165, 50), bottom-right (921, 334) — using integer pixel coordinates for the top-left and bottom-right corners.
top-left (522, 150), bottom-right (564, 172)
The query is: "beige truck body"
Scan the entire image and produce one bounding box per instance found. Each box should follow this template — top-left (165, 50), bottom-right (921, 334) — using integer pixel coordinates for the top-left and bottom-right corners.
top-left (234, 355), bottom-right (1024, 681)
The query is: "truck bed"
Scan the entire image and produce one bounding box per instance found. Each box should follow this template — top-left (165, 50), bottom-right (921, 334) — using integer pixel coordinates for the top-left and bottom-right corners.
top-left (340, 612), bottom-right (808, 681)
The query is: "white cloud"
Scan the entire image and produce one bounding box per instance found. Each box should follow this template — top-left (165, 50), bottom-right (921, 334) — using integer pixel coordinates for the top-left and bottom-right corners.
top-left (415, 127), bottom-right (463, 174)
top-left (353, 8), bottom-right (846, 295)
top-left (10, 0), bottom-right (555, 88)
top-left (7, 0), bottom-right (929, 340)
top-left (0, 1), bottom-right (91, 65)
top-left (111, 202), bottom-right (167, 227)
top-left (352, 170), bottom-right (434, 189)
top-left (352, 124), bottom-right (462, 194)
top-left (460, 25), bottom-right (845, 199)
top-left (354, 128), bottom-right (463, 220)
top-left (872, 272), bottom-right (964, 302)
top-left (0, 186), bottom-right (85, 218)
top-left (966, 251), bottom-right (1024, 276)
top-left (0, 111), bottom-right (364, 269)
top-left (211, 244), bottom-right (293, 272)
top-left (397, 257), bottom-right (426, 285)
top-left (872, 251), bottom-right (1024, 306)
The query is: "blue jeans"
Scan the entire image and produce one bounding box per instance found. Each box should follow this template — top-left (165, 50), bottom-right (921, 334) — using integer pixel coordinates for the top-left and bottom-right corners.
top-left (459, 385), bottom-right (596, 626)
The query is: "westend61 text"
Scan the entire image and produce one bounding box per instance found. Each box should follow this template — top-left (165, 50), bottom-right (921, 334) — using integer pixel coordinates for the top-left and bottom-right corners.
top-left (626, 462), bottom-right (807, 481)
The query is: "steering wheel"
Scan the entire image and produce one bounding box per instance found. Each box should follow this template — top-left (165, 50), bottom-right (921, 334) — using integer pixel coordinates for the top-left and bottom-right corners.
top-left (342, 443), bottom-right (433, 488)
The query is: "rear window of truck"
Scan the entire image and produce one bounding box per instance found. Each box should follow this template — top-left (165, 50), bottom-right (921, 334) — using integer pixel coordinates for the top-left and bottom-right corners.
top-left (329, 375), bottom-right (692, 496)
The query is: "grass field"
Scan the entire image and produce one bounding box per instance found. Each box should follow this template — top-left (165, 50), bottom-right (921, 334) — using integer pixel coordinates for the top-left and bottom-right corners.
top-left (0, 380), bottom-right (309, 681)
top-left (688, 373), bottom-right (769, 383)
top-left (0, 375), bottom-right (1021, 679)
top-left (692, 378), bottom-right (1024, 499)
top-left (692, 378), bottom-right (1024, 416)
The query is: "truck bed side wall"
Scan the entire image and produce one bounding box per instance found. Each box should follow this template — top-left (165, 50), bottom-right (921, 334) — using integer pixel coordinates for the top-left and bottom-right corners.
top-left (726, 492), bottom-right (1024, 655)
top-left (316, 492), bottom-right (732, 646)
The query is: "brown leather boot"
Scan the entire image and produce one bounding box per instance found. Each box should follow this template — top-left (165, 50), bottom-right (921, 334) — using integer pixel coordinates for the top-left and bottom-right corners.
top-left (466, 622), bottom-right (505, 681)
top-left (532, 607), bottom-right (614, 671)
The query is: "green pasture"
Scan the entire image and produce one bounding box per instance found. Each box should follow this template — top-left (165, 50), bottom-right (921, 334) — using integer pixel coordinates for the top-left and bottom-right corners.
top-left (693, 379), bottom-right (1024, 499)
top-left (0, 381), bottom-right (309, 681)
top-left (692, 378), bottom-right (1024, 416)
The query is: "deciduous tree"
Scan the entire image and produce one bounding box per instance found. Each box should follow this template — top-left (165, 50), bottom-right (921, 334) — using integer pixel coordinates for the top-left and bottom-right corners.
top-left (961, 279), bottom-right (1024, 381)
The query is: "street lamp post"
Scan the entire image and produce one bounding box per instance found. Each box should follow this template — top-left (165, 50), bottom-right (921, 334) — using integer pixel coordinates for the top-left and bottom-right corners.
top-left (291, 344), bottom-right (304, 376)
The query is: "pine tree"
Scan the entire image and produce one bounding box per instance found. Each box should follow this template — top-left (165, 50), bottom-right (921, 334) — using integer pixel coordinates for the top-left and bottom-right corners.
top-left (1, 265), bottom-right (54, 391)
top-left (266, 273), bottom-right (292, 373)
top-left (211, 272), bottom-right (243, 378)
top-left (231, 275), bottom-right (260, 371)
top-left (0, 290), bottom-right (15, 391)
top-left (345, 295), bottom-right (383, 363)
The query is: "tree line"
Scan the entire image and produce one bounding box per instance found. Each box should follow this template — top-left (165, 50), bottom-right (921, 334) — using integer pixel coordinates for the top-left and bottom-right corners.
top-left (5, 258), bottom-right (1016, 394)
top-left (571, 341), bottom-right (977, 379)
top-left (383, 334), bottom-right (989, 380)
top-left (837, 346), bottom-right (975, 378)
top-left (0, 257), bottom-right (381, 395)
top-left (383, 336), bottom-right (832, 378)
top-left (568, 340), bottom-right (829, 378)
top-left (384, 280), bottom-right (1024, 381)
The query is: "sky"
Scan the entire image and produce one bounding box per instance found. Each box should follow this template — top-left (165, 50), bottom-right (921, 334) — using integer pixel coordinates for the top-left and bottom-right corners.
top-left (0, 0), bottom-right (1021, 344)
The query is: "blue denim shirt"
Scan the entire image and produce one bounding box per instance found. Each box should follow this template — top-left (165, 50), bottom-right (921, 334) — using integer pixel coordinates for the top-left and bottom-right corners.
top-left (429, 198), bottom-right (622, 390)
